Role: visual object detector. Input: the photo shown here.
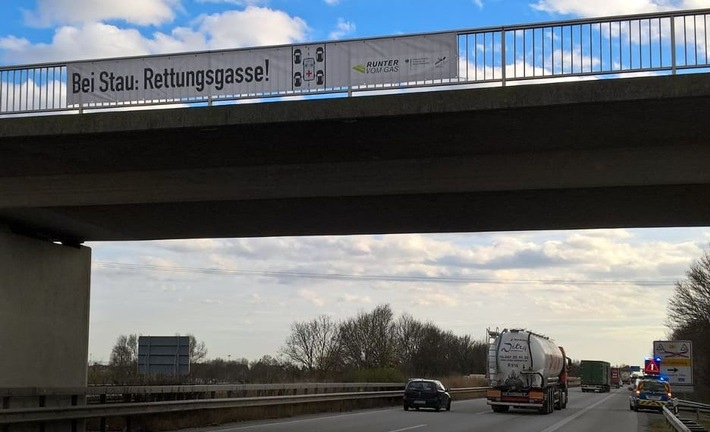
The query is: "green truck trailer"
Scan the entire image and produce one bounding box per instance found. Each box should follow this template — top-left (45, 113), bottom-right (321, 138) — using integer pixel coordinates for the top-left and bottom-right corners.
top-left (580, 360), bottom-right (611, 392)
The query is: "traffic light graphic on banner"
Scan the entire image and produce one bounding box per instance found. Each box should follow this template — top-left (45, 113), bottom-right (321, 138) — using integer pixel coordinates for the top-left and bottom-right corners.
top-left (644, 358), bottom-right (661, 375)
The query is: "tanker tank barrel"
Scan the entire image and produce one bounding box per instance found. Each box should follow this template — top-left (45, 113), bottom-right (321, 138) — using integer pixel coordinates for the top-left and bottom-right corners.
top-left (486, 328), bottom-right (570, 414)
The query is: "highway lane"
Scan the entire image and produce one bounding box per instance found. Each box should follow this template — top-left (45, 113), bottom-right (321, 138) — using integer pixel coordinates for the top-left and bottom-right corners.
top-left (190, 388), bottom-right (662, 432)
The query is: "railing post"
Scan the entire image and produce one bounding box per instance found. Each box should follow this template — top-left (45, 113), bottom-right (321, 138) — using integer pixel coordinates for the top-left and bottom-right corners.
top-left (501, 28), bottom-right (507, 87)
top-left (671, 16), bottom-right (677, 75)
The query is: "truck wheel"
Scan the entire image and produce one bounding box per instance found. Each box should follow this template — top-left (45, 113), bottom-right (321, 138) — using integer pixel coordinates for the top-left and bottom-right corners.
top-left (561, 391), bottom-right (568, 409)
top-left (538, 390), bottom-right (553, 415)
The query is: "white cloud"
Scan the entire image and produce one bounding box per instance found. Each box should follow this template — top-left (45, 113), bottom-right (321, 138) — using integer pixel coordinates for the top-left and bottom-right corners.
top-left (412, 292), bottom-right (459, 307)
top-left (324, 0), bottom-right (341, 5)
top-left (195, 7), bottom-right (309, 49)
top-left (0, 7), bottom-right (308, 64)
top-left (338, 293), bottom-right (372, 304)
top-left (473, 0), bottom-right (484, 8)
top-left (329, 18), bottom-right (356, 40)
top-left (0, 23), bottom-right (152, 63)
top-left (298, 289), bottom-right (326, 306)
top-left (530, 0), bottom-right (707, 17)
top-left (23, 0), bottom-right (180, 27)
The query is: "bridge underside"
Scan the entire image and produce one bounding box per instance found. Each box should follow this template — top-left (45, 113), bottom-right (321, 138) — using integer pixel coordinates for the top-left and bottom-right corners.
top-left (4, 185), bottom-right (710, 242)
top-left (1, 74), bottom-right (710, 242)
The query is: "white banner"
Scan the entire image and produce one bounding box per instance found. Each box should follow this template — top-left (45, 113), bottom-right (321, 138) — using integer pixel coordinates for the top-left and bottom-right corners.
top-left (67, 33), bottom-right (457, 105)
top-left (326, 33), bottom-right (458, 87)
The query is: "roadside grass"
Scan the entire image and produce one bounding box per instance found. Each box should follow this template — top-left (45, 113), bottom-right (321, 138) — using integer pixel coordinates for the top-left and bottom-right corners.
top-left (701, 412), bottom-right (710, 429)
top-left (647, 418), bottom-right (668, 432)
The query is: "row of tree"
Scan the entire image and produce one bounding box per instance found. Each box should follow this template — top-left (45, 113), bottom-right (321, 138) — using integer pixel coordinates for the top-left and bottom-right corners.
top-left (95, 305), bottom-right (487, 385)
top-left (279, 304), bottom-right (488, 379)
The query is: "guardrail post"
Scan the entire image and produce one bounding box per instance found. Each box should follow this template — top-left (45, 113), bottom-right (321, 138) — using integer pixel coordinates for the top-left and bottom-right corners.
top-left (71, 395), bottom-right (78, 432)
top-left (39, 395), bottom-right (46, 432)
top-left (501, 28), bottom-right (507, 87)
top-left (1, 396), bottom-right (8, 432)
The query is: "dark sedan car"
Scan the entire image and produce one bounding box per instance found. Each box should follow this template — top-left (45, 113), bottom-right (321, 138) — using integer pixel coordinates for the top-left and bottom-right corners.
top-left (403, 378), bottom-right (452, 412)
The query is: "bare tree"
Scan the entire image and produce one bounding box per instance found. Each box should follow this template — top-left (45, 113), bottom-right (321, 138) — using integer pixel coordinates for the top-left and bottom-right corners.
top-left (393, 313), bottom-right (425, 373)
top-left (109, 334), bottom-right (139, 384)
top-left (109, 334), bottom-right (138, 367)
top-left (667, 247), bottom-right (710, 400)
top-left (280, 315), bottom-right (341, 375)
top-left (187, 334), bottom-right (208, 363)
top-left (667, 248), bottom-right (710, 330)
top-left (339, 304), bottom-right (396, 369)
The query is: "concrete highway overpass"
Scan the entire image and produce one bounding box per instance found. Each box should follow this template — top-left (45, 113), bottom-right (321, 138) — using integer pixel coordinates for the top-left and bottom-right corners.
top-left (1, 73), bottom-right (710, 420)
top-left (1, 73), bottom-right (710, 244)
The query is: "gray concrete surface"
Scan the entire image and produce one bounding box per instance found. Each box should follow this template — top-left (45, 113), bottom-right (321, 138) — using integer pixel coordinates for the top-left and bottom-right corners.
top-left (0, 229), bottom-right (91, 388)
top-left (1, 73), bottom-right (710, 242)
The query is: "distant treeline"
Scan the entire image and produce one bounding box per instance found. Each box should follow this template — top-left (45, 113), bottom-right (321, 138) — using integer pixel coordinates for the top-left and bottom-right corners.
top-left (90, 304), bottom-right (488, 385)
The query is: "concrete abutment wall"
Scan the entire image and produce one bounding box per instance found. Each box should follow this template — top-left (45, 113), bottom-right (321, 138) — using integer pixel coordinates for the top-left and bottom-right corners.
top-left (0, 230), bottom-right (91, 432)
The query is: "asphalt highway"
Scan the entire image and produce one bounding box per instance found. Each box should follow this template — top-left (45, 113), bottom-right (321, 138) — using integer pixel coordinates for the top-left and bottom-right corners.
top-left (189, 388), bottom-right (659, 432)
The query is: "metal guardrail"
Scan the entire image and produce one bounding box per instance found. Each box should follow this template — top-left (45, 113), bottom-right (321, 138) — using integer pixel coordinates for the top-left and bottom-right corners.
top-left (676, 399), bottom-right (710, 413)
top-left (0, 391), bottom-right (402, 425)
top-left (664, 399), bottom-right (710, 432)
top-left (0, 385), bottom-right (487, 425)
top-left (665, 406), bottom-right (694, 432)
top-left (0, 382), bottom-right (403, 398)
top-left (1, 8), bottom-right (709, 115)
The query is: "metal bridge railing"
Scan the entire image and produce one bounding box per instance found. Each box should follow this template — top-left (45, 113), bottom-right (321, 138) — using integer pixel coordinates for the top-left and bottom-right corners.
top-left (1, 8), bottom-right (709, 116)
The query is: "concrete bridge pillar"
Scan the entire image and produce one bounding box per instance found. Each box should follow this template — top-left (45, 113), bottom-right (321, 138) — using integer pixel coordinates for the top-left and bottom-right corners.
top-left (0, 229), bottom-right (91, 432)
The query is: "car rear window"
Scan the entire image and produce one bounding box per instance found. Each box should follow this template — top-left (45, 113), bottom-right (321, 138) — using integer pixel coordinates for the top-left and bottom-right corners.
top-left (407, 381), bottom-right (436, 391)
top-left (640, 381), bottom-right (667, 392)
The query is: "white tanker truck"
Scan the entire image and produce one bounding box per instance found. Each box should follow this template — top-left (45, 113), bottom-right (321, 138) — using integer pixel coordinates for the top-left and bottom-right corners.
top-left (486, 328), bottom-right (570, 414)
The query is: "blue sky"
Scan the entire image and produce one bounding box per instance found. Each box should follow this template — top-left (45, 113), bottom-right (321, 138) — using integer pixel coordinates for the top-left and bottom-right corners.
top-left (2, 0), bottom-right (710, 369)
